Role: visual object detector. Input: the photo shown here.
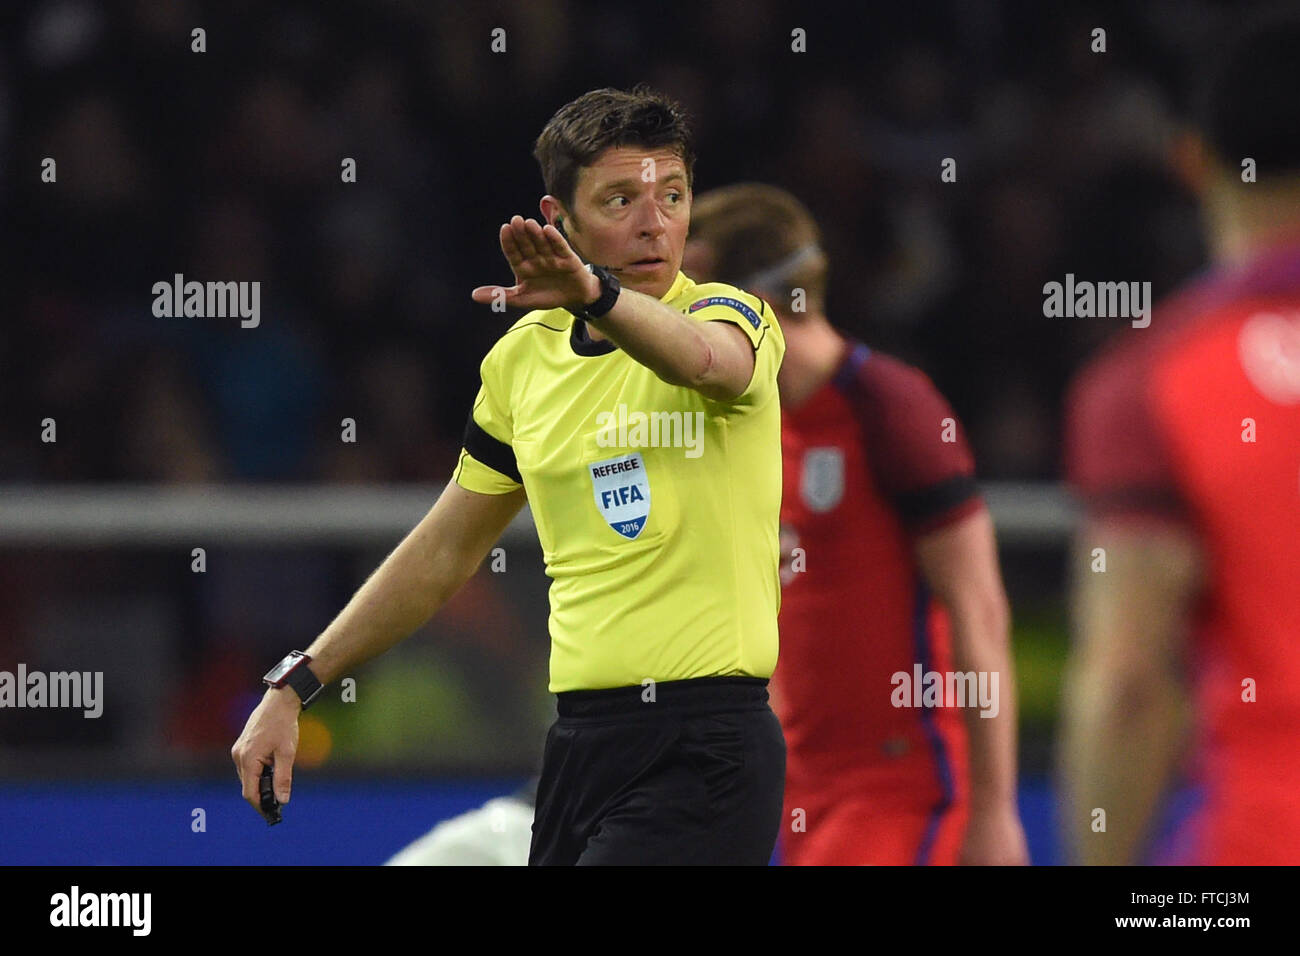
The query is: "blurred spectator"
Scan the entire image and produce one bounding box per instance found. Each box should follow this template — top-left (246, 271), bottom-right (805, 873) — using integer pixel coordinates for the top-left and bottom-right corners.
top-left (3, 0), bottom-right (1216, 485)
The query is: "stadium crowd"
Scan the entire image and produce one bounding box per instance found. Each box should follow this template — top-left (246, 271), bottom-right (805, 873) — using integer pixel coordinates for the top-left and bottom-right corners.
top-left (0, 0), bottom-right (1231, 769)
top-left (4, 0), bottom-right (1213, 484)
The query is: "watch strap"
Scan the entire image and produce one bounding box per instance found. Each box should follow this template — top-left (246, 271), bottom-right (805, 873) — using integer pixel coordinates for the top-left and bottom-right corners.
top-left (570, 264), bottom-right (620, 320)
top-left (264, 651), bottom-right (325, 709)
top-left (284, 663), bottom-right (324, 709)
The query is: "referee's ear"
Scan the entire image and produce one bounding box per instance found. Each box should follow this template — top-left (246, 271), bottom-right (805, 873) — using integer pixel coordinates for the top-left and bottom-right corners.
top-left (539, 194), bottom-right (567, 230)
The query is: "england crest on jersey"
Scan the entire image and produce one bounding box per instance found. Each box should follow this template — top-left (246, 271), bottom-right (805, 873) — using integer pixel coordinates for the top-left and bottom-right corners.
top-left (590, 452), bottom-right (651, 539)
top-left (801, 447), bottom-right (844, 513)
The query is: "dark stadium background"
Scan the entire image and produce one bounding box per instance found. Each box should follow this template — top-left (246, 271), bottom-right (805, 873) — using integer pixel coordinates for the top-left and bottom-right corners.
top-left (0, 0), bottom-right (1247, 864)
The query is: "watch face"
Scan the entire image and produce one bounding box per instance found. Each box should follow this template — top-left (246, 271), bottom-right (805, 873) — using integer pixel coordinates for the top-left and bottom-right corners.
top-left (264, 652), bottom-right (306, 684)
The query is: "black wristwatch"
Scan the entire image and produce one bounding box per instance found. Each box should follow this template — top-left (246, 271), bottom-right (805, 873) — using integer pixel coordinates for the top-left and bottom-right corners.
top-left (568, 264), bottom-right (620, 321)
top-left (263, 651), bottom-right (324, 709)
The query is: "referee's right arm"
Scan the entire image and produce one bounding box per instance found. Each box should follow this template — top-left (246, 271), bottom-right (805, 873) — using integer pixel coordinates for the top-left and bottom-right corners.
top-left (231, 483), bottom-right (526, 811)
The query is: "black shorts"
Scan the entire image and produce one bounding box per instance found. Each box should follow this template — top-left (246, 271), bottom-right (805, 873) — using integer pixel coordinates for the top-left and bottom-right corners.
top-left (528, 676), bottom-right (786, 865)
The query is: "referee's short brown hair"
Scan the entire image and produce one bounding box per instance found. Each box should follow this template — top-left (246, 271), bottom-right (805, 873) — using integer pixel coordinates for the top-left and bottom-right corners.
top-left (533, 85), bottom-right (696, 213)
top-left (687, 183), bottom-right (829, 315)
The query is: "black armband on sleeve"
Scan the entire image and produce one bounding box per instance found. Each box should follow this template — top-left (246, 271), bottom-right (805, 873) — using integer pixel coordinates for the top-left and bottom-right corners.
top-left (463, 416), bottom-right (521, 484)
top-left (893, 473), bottom-right (980, 527)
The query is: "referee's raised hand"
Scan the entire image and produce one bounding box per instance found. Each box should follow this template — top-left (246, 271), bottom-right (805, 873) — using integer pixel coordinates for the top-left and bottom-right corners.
top-left (471, 215), bottom-right (600, 312)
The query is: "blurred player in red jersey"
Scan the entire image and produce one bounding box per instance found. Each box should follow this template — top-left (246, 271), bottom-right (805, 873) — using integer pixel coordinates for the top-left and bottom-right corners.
top-left (1061, 11), bottom-right (1300, 865)
top-left (686, 185), bottom-right (1029, 865)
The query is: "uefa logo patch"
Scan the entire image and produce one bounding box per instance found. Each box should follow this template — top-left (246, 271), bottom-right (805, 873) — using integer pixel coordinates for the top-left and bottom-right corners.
top-left (589, 452), bottom-right (652, 539)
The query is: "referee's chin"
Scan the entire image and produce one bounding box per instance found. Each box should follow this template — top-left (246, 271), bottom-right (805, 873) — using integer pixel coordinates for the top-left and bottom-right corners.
top-left (612, 262), bottom-right (675, 298)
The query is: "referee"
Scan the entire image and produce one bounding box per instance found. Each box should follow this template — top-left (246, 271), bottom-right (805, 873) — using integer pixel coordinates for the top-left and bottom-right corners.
top-left (232, 86), bottom-right (787, 865)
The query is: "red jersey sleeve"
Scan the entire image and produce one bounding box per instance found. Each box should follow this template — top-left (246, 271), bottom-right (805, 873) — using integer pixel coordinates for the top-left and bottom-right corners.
top-left (840, 347), bottom-right (985, 536)
top-left (1065, 339), bottom-right (1188, 524)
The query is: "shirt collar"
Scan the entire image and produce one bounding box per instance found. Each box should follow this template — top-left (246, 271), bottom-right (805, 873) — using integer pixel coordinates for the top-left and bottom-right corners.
top-left (663, 270), bottom-right (692, 302)
top-left (569, 271), bottom-right (692, 358)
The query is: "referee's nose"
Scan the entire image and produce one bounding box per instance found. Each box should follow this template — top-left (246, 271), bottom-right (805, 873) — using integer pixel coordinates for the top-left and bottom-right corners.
top-left (633, 197), bottom-right (669, 239)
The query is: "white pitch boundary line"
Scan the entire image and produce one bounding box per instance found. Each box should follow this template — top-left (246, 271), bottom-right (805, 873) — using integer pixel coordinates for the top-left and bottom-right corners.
top-left (0, 483), bottom-right (1076, 547)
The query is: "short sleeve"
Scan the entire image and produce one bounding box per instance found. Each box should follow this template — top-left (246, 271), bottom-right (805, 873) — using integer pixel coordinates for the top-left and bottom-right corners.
top-left (684, 289), bottom-right (784, 406)
top-left (845, 350), bottom-right (984, 535)
top-left (451, 349), bottom-right (524, 495)
top-left (1065, 343), bottom-right (1187, 524)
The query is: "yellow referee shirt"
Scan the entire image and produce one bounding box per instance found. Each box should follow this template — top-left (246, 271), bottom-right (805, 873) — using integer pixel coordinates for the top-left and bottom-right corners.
top-left (452, 271), bottom-right (784, 692)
